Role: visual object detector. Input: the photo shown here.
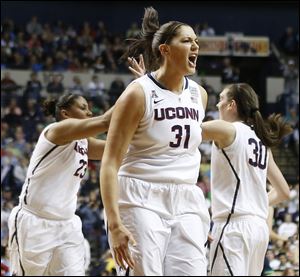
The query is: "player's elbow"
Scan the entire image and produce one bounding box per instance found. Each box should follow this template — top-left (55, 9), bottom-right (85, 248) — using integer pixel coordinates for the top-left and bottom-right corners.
top-left (278, 186), bottom-right (291, 202)
top-left (282, 189), bottom-right (290, 202)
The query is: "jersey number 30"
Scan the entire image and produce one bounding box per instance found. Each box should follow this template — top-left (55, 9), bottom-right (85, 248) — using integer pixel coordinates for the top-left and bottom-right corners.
top-left (248, 138), bottom-right (267, 169)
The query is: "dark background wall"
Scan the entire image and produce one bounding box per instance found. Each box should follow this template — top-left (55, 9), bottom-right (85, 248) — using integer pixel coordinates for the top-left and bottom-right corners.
top-left (1, 1), bottom-right (298, 42)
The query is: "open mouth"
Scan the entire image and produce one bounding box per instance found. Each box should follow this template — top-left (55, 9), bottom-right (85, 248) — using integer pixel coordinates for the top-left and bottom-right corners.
top-left (188, 54), bottom-right (197, 67)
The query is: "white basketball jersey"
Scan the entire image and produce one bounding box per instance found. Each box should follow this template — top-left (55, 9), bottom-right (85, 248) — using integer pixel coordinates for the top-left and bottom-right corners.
top-left (19, 123), bottom-right (88, 220)
top-left (118, 73), bottom-right (205, 185)
top-left (211, 122), bottom-right (269, 221)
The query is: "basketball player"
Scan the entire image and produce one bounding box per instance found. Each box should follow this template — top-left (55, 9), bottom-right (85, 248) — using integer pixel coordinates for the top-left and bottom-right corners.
top-left (100, 7), bottom-right (210, 276)
top-left (8, 93), bottom-right (112, 276)
top-left (201, 83), bottom-right (291, 276)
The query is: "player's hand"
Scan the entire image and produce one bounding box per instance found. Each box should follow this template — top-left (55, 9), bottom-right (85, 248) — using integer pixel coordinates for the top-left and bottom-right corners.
top-left (110, 224), bottom-right (137, 270)
top-left (128, 54), bottom-right (146, 78)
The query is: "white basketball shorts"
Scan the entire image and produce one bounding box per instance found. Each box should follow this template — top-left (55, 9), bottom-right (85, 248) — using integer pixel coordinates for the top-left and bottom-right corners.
top-left (209, 215), bottom-right (269, 276)
top-left (8, 206), bottom-right (85, 276)
top-left (107, 176), bottom-right (211, 276)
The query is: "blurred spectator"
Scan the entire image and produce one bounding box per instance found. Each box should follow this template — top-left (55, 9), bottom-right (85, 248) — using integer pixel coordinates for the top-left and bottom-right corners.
top-left (53, 51), bottom-right (68, 71)
top-left (288, 184), bottom-right (299, 222)
top-left (26, 16), bottom-right (43, 36)
top-left (1, 72), bottom-right (20, 94)
top-left (1, 245), bottom-right (11, 276)
top-left (86, 75), bottom-right (109, 111)
top-left (52, 19), bottom-right (65, 37)
top-left (1, 72), bottom-right (22, 111)
top-left (279, 26), bottom-right (298, 56)
top-left (2, 98), bottom-right (22, 126)
top-left (126, 22), bottom-right (140, 38)
top-left (265, 248), bottom-right (281, 271)
top-left (68, 57), bottom-right (83, 72)
top-left (14, 32), bottom-right (28, 58)
top-left (80, 169), bottom-right (99, 197)
top-left (100, 39), bottom-right (117, 72)
top-left (282, 59), bottom-right (299, 113)
top-left (78, 22), bottom-right (94, 49)
top-left (13, 155), bottom-right (29, 193)
top-left (1, 32), bottom-right (15, 60)
top-left (23, 72), bottom-right (43, 104)
top-left (27, 33), bottom-right (43, 57)
top-left (10, 126), bottom-right (28, 155)
top-left (282, 267), bottom-right (297, 276)
top-left (21, 98), bottom-right (44, 142)
top-left (278, 214), bottom-right (298, 238)
top-left (10, 52), bottom-right (27, 70)
top-left (274, 202), bottom-right (288, 226)
top-left (221, 57), bottom-right (240, 85)
top-left (82, 44), bottom-right (96, 66)
top-left (1, 175), bottom-right (15, 203)
top-left (44, 56), bottom-right (54, 71)
top-left (268, 206), bottom-right (289, 243)
top-left (200, 22), bottom-right (215, 36)
top-left (94, 21), bottom-right (109, 44)
top-left (282, 108), bottom-right (299, 152)
top-left (92, 56), bottom-right (106, 73)
top-left (89, 250), bottom-right (116, 276)
top-left (107, 77), bottom-right (125, 106)
top-left (1, 201), bottom-right (13, 248)
top-left (46, 73), bottom-right (65, 96)
top-left (200, 78), bottom-right (218, 110)
top-left (278, 252), bottom-right (293, 271)
top-left (68, 75), bottom-right (85, 95)
top-left (40, 23), bottom-right (55, 56)
top-left (111, 36), bottom-right (126, 72)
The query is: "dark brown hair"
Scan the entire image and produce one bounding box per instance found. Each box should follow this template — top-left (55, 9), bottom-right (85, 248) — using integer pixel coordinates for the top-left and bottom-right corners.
top-left (43, 93), bottom-right (82, 121)
top-left (225, 83), bottom-right (293, 147)
top-left (122, 6), bottom-right (188, 71)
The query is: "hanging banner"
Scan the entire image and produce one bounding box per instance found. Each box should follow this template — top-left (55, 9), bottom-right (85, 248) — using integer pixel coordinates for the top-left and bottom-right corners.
top-left (198, 36), bottom-right (229, 56)
top-left (232, 36), bottom-right (270, 57)
top-left (198, 36), bottom-right (269, 57)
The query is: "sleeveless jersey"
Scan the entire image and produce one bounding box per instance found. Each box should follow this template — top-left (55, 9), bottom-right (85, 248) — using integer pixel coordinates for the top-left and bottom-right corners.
top-left (210, 122), bottom-right (269, 221)
top-left (19, 123), bottom-right (88, 220)
top-left (118, 73), bottom-right (205, 185)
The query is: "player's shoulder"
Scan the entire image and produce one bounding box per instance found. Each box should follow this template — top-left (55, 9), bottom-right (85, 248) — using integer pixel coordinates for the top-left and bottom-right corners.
top-left (115, 78), bottom-right (145, 113)
top-left (186, 78), bottom-right (207, 95)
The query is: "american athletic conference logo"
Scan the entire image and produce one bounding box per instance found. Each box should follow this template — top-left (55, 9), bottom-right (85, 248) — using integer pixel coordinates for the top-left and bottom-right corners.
top-left (151, 90), bottom-right (159, 98)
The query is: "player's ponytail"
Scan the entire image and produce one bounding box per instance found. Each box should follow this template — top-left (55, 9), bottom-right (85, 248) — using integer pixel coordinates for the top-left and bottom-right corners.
top-left (121, 7), bottom-right (160, 71)
top-left (42, 93), bottom-right (81, 121)
top-left (226, 83), bottom-right (293, 147)
top-left (43, 98), bottom-right (57, 118)
top-left (122, 7), bottom-right (188, 72)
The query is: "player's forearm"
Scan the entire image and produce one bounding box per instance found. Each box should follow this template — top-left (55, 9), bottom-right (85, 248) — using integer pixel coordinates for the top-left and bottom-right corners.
top-left (90, 106), bottom-right (114, 134)
top-left (100, 166), bottom-right (122, 230)
top-left (268, 188), bottom-right (289, 206)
